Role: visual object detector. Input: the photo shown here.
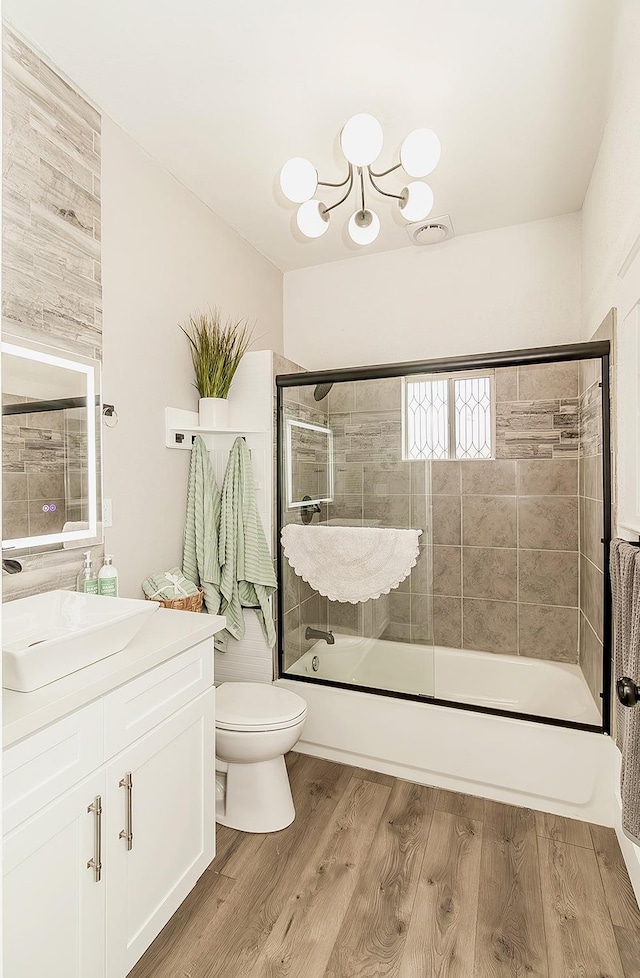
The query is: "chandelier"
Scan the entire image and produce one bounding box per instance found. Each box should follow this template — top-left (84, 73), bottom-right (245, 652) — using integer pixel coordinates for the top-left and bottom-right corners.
top-left (279, 114), bottom-right (441, 245)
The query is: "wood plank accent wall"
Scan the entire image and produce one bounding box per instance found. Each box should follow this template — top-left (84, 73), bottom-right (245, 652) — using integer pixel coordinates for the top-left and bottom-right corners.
top-left (2, 25), bottom-right (103, 599)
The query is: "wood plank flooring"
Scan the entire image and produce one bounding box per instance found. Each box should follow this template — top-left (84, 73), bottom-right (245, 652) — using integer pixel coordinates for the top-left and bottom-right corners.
top-left (129, 753), bottom-right (640, 978)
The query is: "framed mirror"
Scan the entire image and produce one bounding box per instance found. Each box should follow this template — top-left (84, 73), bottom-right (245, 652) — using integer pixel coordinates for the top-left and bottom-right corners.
top-left (285, 418), bottom-right (334, 509)
top-left (2, 336), bottom-right (102, 553)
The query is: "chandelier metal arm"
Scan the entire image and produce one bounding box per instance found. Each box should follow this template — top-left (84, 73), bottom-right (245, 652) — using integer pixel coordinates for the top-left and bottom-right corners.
top-left (368, 168), bottom-right (405, 202)
top-left (369, 161), bottom-right (402, 178)
top-left (323, 165), bottom-right (355, 214)
top-left (318, 169), bottom-right (352, 189)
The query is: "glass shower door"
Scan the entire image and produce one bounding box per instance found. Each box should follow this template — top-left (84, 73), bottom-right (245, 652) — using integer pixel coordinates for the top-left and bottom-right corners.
top-left (279, 377), bottom-right (435, 700)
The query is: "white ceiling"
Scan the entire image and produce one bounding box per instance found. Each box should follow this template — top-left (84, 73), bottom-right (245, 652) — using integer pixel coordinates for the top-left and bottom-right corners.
top-left (5, 0), bottom-right (619, 272)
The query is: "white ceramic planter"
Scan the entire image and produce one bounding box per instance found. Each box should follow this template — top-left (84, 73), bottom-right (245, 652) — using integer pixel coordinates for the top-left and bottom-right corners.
top-left (198, 397), bottom-right (229, 429)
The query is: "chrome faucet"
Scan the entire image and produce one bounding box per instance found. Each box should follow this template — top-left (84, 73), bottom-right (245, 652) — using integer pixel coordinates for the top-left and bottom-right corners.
top-left (305, 626), bottom-right (335, 645)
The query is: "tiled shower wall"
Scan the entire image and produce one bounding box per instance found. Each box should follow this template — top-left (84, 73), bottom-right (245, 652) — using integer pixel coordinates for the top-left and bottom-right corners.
top-left (431, 362), bottom-right (581, 661)
top-left (322, 364), bottom-right (582, 663)
top-left (2, 26), bottom-right (103, 599)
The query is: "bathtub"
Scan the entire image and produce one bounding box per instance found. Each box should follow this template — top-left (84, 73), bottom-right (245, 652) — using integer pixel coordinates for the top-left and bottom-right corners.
top-left (286, 633), bottom-right (602, 725)
top-left (279, 633), bottom-right (616, 825)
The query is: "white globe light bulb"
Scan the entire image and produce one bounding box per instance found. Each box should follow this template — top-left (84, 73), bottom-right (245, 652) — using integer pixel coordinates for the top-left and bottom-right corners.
top-left (400, 182), bottom-right (434, 222)
top-left (340, 114), bottom-right (384, 167)
top-left (296, 200), bottom-right (329, 238)
top-left (280, 157), bottom-right (318, 203)
top-left (348, 209), bottom-right (380, 246)
top-left (400, 128), bottom-right (441, 178)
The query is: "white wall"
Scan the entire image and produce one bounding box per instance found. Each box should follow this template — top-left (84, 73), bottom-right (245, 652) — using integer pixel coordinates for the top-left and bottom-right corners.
top-left (101, 118), bottom-right (283, 597)
top-left (581, 0), bottom-right (640, 337)
top-left (284, 214), bottom-right (581, 369)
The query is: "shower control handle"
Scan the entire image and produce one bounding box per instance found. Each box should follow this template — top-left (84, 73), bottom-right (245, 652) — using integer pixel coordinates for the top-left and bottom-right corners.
top-left (616, 677), bottom-right (640, 708)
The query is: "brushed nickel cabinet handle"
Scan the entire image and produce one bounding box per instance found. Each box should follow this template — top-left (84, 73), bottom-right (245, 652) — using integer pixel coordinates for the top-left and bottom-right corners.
top-left (87, 795), bottom-right (103, 882)
top-left (119, 772), bottom-right (133, 851)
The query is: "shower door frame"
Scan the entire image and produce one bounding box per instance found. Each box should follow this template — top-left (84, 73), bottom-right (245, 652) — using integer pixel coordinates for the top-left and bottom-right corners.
top-left (276, 340), bottom-right (612, 735)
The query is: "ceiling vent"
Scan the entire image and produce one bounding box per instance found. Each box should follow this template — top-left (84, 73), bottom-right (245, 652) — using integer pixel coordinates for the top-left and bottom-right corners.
top-left (407, 214), bottom-right (454, 246)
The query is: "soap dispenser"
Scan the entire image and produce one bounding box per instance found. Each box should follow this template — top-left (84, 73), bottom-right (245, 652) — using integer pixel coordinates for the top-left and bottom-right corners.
top-left (98, 555), bottom-right (119, 597)
top-left (76, 551), bottom-right (98, 594)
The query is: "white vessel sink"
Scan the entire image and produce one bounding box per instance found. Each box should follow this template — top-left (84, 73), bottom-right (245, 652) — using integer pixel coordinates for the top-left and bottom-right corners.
top-left (3, 590), bottom-right (159, 692)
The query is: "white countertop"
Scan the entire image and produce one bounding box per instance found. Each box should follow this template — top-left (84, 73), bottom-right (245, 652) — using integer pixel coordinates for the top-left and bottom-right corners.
top-left (3, 608), bottom-right (225, 748)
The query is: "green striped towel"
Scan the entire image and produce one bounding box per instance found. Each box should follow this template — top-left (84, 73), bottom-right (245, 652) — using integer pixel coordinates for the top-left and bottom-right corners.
top-left (182, 435), bottom-right (222, 617)
top-left (142, 567), bottom-right (199, 600)
top-left (218, 437), bottom-right (277, 648)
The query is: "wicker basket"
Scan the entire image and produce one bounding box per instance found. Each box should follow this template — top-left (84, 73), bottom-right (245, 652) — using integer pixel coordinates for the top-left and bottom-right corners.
top-left (144, 587), bottom-right (204, 612)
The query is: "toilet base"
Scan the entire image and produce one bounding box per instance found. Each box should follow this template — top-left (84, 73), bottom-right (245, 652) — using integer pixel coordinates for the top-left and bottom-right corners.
top-left (216, 754), bottom-right (295, 833)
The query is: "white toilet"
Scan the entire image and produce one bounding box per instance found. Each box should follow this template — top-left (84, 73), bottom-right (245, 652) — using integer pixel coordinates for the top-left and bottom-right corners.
top-left (215, 682), bottom-right (307, 833)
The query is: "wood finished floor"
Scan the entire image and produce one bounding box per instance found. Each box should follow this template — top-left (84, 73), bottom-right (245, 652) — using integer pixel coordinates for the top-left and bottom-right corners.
top-left (129, 753), bottom-right (640, 978)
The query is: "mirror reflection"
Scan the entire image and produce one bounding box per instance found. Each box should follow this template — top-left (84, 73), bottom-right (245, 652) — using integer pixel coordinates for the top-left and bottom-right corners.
top-left (1, 337), bottom-right (102, 552)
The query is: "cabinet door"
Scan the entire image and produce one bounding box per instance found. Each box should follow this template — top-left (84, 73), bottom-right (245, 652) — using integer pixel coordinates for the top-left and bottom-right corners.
top-left (3, 770), bottom-right (106, 978)
top-left (106, 688), bottom-right (215, 977)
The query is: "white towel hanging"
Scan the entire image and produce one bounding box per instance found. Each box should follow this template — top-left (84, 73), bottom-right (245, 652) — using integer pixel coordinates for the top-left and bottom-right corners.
top-left (281, 524), bottom-right (422, 604)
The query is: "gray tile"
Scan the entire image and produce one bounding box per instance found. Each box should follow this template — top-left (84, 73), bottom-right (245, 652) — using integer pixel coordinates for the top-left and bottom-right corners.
top-left (433, 596), bottom-right (462, 648)
top-left (283, 606), bottom-right (302, 671)
top-left (354, 377), bottom-right (401, 412)
top-left (28, 497), bottom-right (66, 534)
top-left (431, 461), bottom-right (461, 495)
top-left (382, 622), bottom-right (411, 643)
top-left (2, 499), bottom-right (29, 539)
top-left (389, 591), bottom-right (411, 624)
top-left (518, 496), bottom-right (578, 551)
top-left (410, 494), bottom-right (431, 536)
top-left (579, 454), bottom-right (603, 501)
top-left (518, 361), bottom-right (578, 400)
top-left (462, 496), bottom-right (517, 548)
top-left (579, 358), bottom-right (600, 396)
top-left (363, 461), bottom-right (410, 495)
top-left (282, 558), bottom-right (299, 613)
top-left (328, 382), bottom-right (355, 413)
top-left (462, 547), bottom-right (517, 601)
top-left (432, 546), bottom-right (461, 596)
top-left (518, 551), bottom-right (578, 607)
top-left (517, 459), bottom-right (577, 496)
top-left (327, 495), bottom-right (364, 522)
top-left (496, 366), bottom-right (517, 401)
top-left (27, 468), bottom-right (65, 500)
top-left (580, 495), bottom-right (604, 571)
top-left (327, 599), bottom-right (359, 633)
top-left (363, 494), bottom-right (409, 527)
top-left (3, 471), bottom-right (27, 501)
top-left (409, 546), bottom-right (433, 594)
top-left (518, 605), bottom-right (578, 662)
top-left (410, 461), bottom-right (429, 495)
top-left (579, 612), bottom-right (603, 714)
top-left (461, 460), bottom-right (516, 495)
top-left (333, 462), bottom-right (363, 495)
top-left (580, 554), bottom-right (604, 641)
top-left (410, 593), bottom-right (433, 643)
top-left (463, 598), bottom-right (518, 655)
top-left (432, 495), bottom-right (461, 545)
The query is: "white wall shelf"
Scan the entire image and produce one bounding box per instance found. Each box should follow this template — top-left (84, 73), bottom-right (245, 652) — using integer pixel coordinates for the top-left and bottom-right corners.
top-left (165, 407), bottom-right (267, 449)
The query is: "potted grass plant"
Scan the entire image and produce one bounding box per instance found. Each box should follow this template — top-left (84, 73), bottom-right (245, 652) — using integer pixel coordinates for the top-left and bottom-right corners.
top-left (180, 307), bottom-right (254, 428)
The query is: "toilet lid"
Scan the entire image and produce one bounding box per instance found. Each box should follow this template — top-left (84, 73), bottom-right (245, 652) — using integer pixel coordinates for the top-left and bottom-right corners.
top-left (216, 682), bottom-right (307, 730)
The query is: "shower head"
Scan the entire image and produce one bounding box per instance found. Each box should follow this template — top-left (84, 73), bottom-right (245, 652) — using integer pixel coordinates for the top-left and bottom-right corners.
top-left (314, 382), bottom-right (333, 401)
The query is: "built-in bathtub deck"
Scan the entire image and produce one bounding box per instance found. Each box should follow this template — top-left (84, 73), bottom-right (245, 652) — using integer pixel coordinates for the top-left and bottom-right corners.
top-left (128, 753), bottom-right (640, 978)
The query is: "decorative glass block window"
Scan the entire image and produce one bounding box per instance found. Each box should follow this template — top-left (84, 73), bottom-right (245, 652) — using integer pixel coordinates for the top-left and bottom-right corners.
top-left (404, 371), bottom-right (495, 461)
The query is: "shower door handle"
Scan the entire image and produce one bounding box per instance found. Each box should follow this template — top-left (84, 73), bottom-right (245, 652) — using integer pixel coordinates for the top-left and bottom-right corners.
top-left (616, 677), bottom-right (640, 708)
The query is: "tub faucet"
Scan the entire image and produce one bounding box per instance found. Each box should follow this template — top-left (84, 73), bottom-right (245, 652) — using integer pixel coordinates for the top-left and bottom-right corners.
top-left (305, 626), bottom-right (335, 645)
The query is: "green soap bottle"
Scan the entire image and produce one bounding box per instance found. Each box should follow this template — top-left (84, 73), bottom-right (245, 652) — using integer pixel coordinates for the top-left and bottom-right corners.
top-left (98, 555), bottom-right (119, 597)
top-left (76, 551), bottom-right (98, 594)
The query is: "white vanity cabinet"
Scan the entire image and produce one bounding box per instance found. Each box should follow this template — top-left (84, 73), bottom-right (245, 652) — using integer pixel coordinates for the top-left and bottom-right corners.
top-left (3, 635), bottom-right (217, 978)
top-left (4, 769), bottom-right (108, 978)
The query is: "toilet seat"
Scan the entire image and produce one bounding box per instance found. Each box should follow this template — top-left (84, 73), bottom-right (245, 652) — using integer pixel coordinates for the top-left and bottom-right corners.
top-left (216, 682), bottom-right (307, 732)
